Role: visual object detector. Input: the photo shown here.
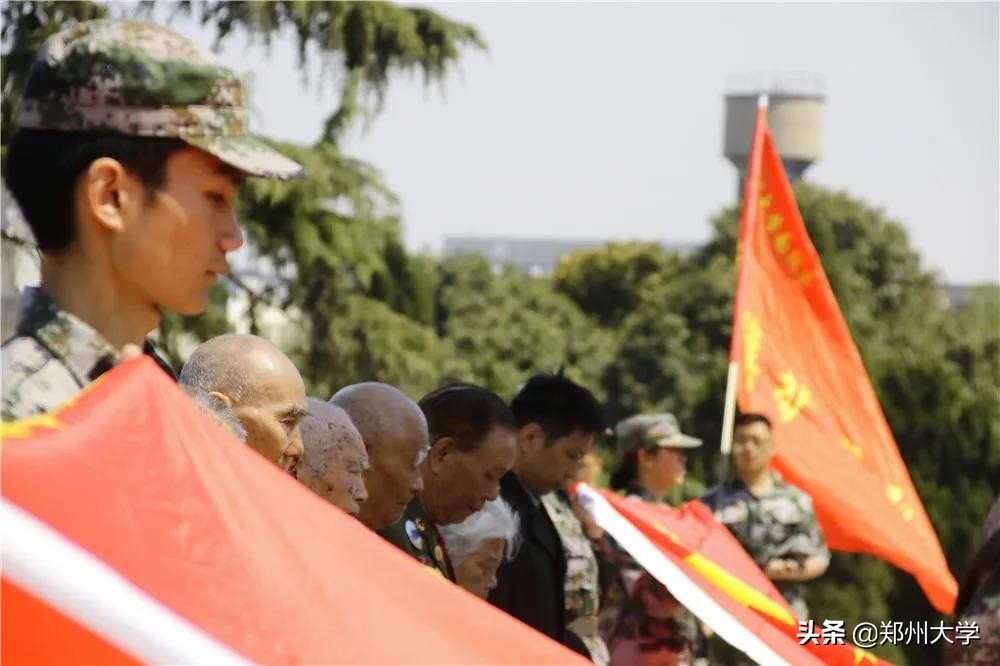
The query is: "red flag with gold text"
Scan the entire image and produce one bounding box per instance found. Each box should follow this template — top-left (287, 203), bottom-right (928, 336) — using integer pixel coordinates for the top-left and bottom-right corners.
top-left (730, 110), bottom-right (957, 613)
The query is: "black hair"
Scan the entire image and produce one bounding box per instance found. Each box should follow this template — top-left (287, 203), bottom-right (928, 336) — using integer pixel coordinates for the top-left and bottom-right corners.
top-left (609, 450), bottom-right (640, 491)
top-left (610, 442), bottom-right (670, 491)
top-left (734, 412), bottom-right (772, 430)
top-left (509, 373), bottom-right (605, 444)
top-left (419, 383), bottom-right (517, 452)
top-left (4, 130), bottom-right (186, 252)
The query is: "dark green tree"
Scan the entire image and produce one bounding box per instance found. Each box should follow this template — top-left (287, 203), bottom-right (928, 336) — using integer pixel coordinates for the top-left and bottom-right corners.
top-left (435, 253), bottom-right (614, 400)
top-left (552, 241), bottom-right (681, 328)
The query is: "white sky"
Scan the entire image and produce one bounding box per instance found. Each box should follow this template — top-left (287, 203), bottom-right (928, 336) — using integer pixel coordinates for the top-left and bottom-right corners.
top-left (165, 2), bottom-right (998, 284)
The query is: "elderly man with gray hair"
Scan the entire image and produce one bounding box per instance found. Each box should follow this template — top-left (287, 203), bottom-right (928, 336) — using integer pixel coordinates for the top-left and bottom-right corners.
top-left (439, 498), bottom-right (520, 599)
top-left (296, 398), bottom-right (370, 518)
top-left (179, 334), bottom-right (308, 474)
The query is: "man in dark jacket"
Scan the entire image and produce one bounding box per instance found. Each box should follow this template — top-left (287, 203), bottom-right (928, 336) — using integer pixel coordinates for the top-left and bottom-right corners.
top-left (488, 373), bottom-right (605, 659)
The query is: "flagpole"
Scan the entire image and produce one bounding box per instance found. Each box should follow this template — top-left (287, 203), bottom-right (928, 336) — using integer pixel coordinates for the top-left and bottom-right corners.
top-left (717, 362), bottom-right (741, 482)
top-left (718, 93), bottom-right (769, 483)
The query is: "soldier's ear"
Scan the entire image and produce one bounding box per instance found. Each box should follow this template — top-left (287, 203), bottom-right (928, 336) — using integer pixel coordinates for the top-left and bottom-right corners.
top-left (428, 436), bottom-right (454, 473)
top-left (83, 157), bottom-right (134, 234)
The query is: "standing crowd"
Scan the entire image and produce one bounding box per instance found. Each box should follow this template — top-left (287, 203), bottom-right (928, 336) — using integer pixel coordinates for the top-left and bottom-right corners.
top-left (2, 18), bottom-right (995, 666)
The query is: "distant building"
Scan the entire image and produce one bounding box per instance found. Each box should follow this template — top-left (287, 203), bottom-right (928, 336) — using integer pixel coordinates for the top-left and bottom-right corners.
top-left (939, 284), bottom-right (980, 310)
top-left (443, 236), bottom-right (698, 277)
top-left (723, 73), bottom-right (825, 195)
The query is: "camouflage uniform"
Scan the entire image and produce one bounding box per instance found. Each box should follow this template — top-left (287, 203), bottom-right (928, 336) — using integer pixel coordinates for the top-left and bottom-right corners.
top-left (601, 413), bottom-right (705, 666)
top-left (543, 490), bottom-right (610, 666)
top-left (2, 288), bottom-right (175, 421)
top-left (379, 497), bottom-right (456, 582)
top-left (602, 484), bottom-right (699, 666)
top-left (3, 19), bottom-right (303, 420)
top-left (702, 472), bottom-right (829, 619)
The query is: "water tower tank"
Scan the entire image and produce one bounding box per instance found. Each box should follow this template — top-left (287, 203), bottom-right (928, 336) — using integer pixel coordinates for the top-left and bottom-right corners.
top-left (723, 73), bottom-right (825, 190)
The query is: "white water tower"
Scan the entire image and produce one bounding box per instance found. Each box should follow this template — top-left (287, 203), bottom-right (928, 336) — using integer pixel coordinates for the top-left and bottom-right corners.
top-left (724, 73), bottom-right (825, 195)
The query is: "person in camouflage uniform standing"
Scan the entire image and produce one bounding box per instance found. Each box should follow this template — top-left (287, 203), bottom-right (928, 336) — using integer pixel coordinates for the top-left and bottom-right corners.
top-left (702, 413), bottom-right (830, 620)
top-left (944, 494), bottom-right (1000, 666)
top-left (2, 19), bottom-right (303, 421)
top-left (602, 413), bottom-right (704, 666)
top-left (543, 453), bottom-right (611, 666)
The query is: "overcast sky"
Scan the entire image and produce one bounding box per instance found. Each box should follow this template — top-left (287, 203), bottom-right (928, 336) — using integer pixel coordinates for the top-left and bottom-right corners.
top-left (170, 2), bottom-right (998, 284)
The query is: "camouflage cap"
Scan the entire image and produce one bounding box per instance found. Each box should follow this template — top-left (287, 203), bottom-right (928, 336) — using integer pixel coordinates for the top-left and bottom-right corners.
top-left (14, 19), bottom-right (303, 180)
top-left (615, 413), bottom-right (702, 455)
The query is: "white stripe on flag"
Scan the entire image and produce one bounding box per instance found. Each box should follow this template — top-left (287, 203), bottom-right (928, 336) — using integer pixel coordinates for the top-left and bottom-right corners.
top-left (1, 498), bottom-right (253, 665)
top-left (575, 484), bottom-right (799, 666)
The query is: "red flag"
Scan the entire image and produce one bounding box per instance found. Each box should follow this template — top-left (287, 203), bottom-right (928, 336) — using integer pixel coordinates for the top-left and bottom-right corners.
top-left (577, 485), bottom-right (893, 666)
top-left (1, 358), bottom-right (586, 665)
top-left (730, 108), bottom-right (957, 613)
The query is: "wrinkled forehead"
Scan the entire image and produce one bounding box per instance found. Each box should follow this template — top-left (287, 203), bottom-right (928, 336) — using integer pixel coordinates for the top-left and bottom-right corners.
top-left (246, 355), bottom-right (306, 407)
top-left (331, 416), bottom-right (367, 455)
top-left (374, 418), bottom-right (428, 465)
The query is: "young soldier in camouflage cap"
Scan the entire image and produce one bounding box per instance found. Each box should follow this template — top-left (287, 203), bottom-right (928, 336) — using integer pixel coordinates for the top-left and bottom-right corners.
top-left (2, 19), bottom-right (304, 421)
top-left (602, 413), bottom-right (703, 666)
top-left (702, 413), bottom-right (830, 619)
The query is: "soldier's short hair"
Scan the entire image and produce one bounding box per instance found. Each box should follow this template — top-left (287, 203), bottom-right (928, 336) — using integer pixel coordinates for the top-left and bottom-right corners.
top-left (418, 383), bottom-right (516, 452)
top-left (438, 498), bottom-right (521, 566)
top-left (5, 131), bottom-right (186, 252)
top-left (734, 412), bottom-right (772, 430)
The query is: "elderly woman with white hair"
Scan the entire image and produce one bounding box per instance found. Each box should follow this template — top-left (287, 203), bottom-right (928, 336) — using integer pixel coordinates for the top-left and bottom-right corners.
top-left (439, 498), bottom-right (520, 599)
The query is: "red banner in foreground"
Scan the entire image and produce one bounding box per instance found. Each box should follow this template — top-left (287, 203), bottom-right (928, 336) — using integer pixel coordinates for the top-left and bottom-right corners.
top-left (577, 485), bottom-right (893, 666)
top-left (1, 358), bottom-right (585, 665)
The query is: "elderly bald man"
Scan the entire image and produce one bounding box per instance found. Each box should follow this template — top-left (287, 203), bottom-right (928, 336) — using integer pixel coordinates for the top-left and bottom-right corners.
top-left (297, 398), bottom-right (370, 517)
top-left (330, 383), bottom-right (429, 531)
top-left (180, 334), bottom-right (308, 474)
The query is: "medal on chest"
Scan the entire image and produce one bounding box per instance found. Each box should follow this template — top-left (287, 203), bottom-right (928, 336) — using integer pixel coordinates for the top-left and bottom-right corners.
top-left (405, 519), bottom-right (424, 550)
